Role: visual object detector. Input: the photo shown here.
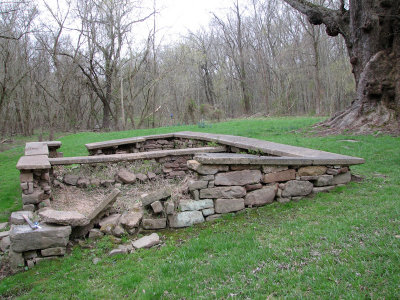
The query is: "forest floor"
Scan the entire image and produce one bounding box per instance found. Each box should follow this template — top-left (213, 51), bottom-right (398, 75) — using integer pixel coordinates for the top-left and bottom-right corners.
top-left (0, 117), bottom-right (399, 299)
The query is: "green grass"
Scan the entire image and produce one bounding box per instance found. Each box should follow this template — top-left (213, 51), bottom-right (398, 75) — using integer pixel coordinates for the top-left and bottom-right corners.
top-left (1, 116), bottom-right (400, 299)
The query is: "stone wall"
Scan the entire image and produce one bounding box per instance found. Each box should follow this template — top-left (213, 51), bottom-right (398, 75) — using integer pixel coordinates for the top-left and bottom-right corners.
top-left (89, 138), bottom-right (213, 156)
top-left (8, 132), bottom-right (362, 273)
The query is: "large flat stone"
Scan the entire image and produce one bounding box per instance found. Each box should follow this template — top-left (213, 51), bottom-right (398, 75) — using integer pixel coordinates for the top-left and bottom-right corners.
top-left (214, 198), bottom-right (244, 214)
top-left (10, 224), bottom-right (71, 252)
top-left (87, 189), bottom-right (120, 220)
top-left (168, 211), bottom-right (205, 228)
top-left (25, 142), bottom-right (49, 156)
top-left (49, 147), bottom-right (225, 165)
top-left (179, 199), bottom-right (214, 211)
top-left (200, 186), bottom-right (246, 199)
top-left (214, 170), bottom-right (262, 186)
top-left (39, 209), bottom-right (89, 226)
top-left (141, 189), bottom-right (171, 206)
top-left (282, 180), bottom-right (313, 197)
top-left (17, 155), bottom-right (51, 170)
top-left (244, 186), bottom-right (277, 206)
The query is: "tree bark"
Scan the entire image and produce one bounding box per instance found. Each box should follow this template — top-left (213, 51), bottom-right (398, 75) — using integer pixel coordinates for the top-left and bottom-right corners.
top-left (282, 0), bottom-right (400, 134)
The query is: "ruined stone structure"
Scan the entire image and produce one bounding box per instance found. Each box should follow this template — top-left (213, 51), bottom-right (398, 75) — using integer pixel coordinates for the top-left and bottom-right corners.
top-left (3, 132), bottom-right (364, 272)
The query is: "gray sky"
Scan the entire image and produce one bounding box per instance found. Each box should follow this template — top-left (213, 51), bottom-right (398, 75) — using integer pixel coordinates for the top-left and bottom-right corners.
top-left (153, 0), bottom-right (233, 41)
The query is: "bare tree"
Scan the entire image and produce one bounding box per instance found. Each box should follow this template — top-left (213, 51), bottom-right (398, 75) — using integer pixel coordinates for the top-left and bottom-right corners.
top-left (282, 0), bottom-right (400, 134)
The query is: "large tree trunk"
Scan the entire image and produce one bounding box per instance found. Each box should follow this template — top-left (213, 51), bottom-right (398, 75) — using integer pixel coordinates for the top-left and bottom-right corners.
top-left (282, 0), bottom-right (400, 134)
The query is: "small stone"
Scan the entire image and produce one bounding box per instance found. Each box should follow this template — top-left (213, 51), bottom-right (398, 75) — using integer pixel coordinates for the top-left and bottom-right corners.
top-left (168, 211), bottom-right (205, 228)
top-left (136, 173), bottom-right (148, 182)
top-left (147, 172), bottom-right (157, 180)
top-left (9, 249), bottom-right (25, 272)
top-left (142, 218), bottom-right (167, 229)
top-left (332, 172), bottom-right (351, 185)
top-left (263, 169), bottom-right (296, 183)
top-left (132, 233), bottom-right (160, 249)
top-left (314, 175), bottom-right (334, 187)
top-left (22, 190), bottom-right (45, 204)
top-left (214, 198), bottom-right (245, 214)
top-left (20, 182), bottom-right (28, 190)
top-left (206, 214), bottom-right (221, 222)
top-left (41, 247), bottom-right (66, 257)
top-left (22, 204), bottom-right (35, 212)
top-left (208, 181), bottom-right (215, 188)
top-left (99, 214), bottom-right (121, 228)
top-left (245, 183), bottom-right (263, 192)
top-left (215, 170), bottom-right (262, 186)
top-left (63, 174), bottom-right (80, 186)
top-left (117, 169), bottom-right (136, 184)
top-left (200, 186), bottom-right (246, 199)
top-left (244, 186), bottom-right (277, 207)
top-left (119, 211), bottom-right (143, 229)
top-left (112, 225), bottom-right (125, 237)
top-left (165, 202), bottom-right (175, 215)
top-left (299, 176), bottom-right (319, 181)
top-left (27, 259), bottom-right (35, 268)
top-left (89, 228), bottom-right (104, 239)
top-left (92, 257), bottom-right (101, 265)
top-left (109, 248), bottom-right (127, 256)
top-left (298, 166), bottom-right (327, 176)
top-left (20, 171), bottom-right (33, 182)
top-left (262, 166), bottom-right (288, 173)
top-left (0, 236), bottom-right (11, 252)
top-left (188, 180), bottom-right (208, 191)
top-left (77, 178), bottom-right (90, 188)
top-left (141, 189), bottom-right (171, 206)
top-left (179, 199), bottom-right (214, 211)
top-left (100, 223), bottom-right (114, 235)
top-left (9, 211), bottom-right (33, 225)
top-left (282, 180), bottom-right (313, 197)
top-left (202, 208), bottom-right (215, 216)
top-left (28, 182), bottom-right (34, 194)
top-left (151, 201), bottom-right (164, 214)
top-left (115, 183), bottom-right (122, 188)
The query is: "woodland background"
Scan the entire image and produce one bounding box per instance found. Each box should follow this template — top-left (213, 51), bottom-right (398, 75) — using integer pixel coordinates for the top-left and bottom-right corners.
top-left (0, 0), bottom-right (354, 137)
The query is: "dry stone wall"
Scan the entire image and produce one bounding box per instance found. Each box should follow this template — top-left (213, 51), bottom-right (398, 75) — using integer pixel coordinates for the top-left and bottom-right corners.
top-left (7, 132), bottom-right (363, 273)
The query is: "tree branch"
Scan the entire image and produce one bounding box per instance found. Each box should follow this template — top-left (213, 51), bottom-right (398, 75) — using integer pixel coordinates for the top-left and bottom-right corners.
top-left (281, 0), bottom-right (349, 38)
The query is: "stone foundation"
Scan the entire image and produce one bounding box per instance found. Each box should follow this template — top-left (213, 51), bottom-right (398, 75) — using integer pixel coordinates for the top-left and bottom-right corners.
top-left (7, 132), bottom-right (364, 272)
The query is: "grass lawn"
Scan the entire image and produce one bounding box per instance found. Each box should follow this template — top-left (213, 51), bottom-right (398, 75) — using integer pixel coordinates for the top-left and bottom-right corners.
top-left (0, 117), bottom-right (399, 298)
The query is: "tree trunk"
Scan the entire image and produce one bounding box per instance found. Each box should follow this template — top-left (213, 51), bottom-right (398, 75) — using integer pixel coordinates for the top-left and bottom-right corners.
top-left (283, 0), bottom-right (400, 134)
